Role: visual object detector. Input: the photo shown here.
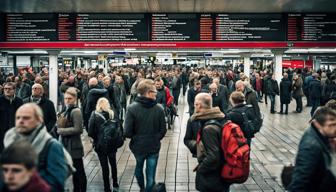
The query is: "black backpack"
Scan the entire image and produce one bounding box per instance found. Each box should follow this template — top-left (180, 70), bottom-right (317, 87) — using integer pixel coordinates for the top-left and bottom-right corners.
top-left (95, 112), bottom-right (124, 152)
top-left (230, 105), bottom-right (263, 138)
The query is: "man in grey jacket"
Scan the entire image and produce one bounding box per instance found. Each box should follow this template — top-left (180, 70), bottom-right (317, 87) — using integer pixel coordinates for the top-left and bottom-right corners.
top-left (124, 79), bottom-right (166, 192)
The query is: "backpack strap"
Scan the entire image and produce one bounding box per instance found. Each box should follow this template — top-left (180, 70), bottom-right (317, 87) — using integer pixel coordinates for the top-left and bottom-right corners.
top-left (38, 138), bottom-right (53, 171)
top-left (94, 111), bottom-right (107, 121)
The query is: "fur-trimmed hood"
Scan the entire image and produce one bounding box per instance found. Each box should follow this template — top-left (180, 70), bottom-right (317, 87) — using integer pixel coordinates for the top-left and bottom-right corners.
top-left (191, 107), bottom-right (225, 121)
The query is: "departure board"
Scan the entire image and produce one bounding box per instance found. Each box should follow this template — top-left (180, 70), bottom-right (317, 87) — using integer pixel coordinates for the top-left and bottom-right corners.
top-left (5, 13), bottom-right (57, 41)
top-left (76, 14), bottom-right (148, 41)
top-left (1, 13), bottom-right (336, 43)
top-left (151, 14), bottom-right (199, 41)
top-left (215, 14), bottom-right (286, 41)
top-left (287, 13), bottom-right (336, 41)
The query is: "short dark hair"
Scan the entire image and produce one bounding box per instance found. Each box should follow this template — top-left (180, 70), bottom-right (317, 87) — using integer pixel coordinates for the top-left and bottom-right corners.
top-left (137, 79), bottom-right (155, 95)
top-left (311, 106), bottom-right (336, 126)
top-left (230, 91), bottom-right (245, 104)
top-left (0, 140), bottom-right (37, 170)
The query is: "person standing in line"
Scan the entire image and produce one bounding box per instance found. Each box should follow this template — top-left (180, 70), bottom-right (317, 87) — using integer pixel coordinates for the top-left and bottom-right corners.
top-left (57, 87), bottom-right (87, 192)
top-left (88, 98), bottom-right (120, 192)
top-left (0, 82), bottom-right (23, 152)
top-left (292, 73), bottom-right (304, 113)
top-left (279, 73), bottom-right (292, 115)
top-left (124, 79), bottom-right (167, 192)
top-left (266, 74), bottom-right (280, 114)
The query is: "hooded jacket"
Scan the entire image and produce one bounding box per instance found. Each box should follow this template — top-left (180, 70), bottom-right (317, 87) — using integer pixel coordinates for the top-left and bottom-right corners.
top-left (124, 96), bottom-right (167, 156)
top-left (192, 107), bottom-right (230, 192)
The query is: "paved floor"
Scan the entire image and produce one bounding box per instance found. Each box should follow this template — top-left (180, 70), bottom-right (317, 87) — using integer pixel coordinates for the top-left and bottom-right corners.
top-left (79, 95), bottom-right (311, 192)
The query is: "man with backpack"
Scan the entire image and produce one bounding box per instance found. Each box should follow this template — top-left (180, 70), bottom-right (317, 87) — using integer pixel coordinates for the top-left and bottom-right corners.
top-left (226, 91), bottom-right (263, 146)
top-left (124, 79), bottom-right (167, 192)
top-left (3, 103), bottom-right (69, 192)
top-left (192, 93), bottom-right (229, 192)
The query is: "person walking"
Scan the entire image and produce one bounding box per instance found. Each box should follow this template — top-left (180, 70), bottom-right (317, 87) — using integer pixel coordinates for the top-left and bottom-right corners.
top-left (88, 97), bottom-right (120, 192)
top-left (124, 79), bottom-right (167, 192)
top-left (56, 87), bottom-right (86, 192)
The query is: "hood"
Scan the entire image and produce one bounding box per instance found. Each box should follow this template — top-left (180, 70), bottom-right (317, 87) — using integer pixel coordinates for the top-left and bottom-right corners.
top-left (191, 107), bottom-right (225, 121)
top-left (135, 96), bottom-right (158, 108)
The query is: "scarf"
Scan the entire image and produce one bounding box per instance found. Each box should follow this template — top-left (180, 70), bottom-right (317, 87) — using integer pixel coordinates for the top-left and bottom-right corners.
top-left (4, 124), bottom-right (52, 154)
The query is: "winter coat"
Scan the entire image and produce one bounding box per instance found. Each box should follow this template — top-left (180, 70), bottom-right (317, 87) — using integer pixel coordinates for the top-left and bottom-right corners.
top-left (57, 107), bottom-right (84, 159)
top-left (124, 96), bottom-right (167, 156)
top-left (266, 78), bottom-right (279, 96)
top-left (23, 97), bottom-right (57, 132)
top-left (192, 107), bottom-right (230, 192)
top-left (309, 79), bottom-right (322, 100)
top-left (280, 78), bottom-right (292, 104)
top-left (288, 125), bottom-right (336, 191)
top-left (16, 82), bottom-right (31, 100)
top-left (322, 80), bottom-right (336, 103)
top-left (292, 77), bottom-right (304, 99)
top-left (187, 88), bottom-right (200, 115)
top-left (0, 96), bottom-right (23, 151)
top-left (244, 87), bottom-right (261, 118)
top-left (184, 118), bottom-right (202, 157)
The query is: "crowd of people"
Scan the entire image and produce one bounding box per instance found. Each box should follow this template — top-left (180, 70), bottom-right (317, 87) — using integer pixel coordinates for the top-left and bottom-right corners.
top-left (0, 64), bottom-right (335, 192)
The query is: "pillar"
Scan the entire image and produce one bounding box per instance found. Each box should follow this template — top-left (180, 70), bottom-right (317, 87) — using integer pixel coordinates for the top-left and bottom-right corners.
top-left (47, 50), bottom-right (60, 110)
top-left (272, 49), bottom-right (285, 84)
top-left (314, 58), bottom-right (321, 71)
top-left (242, 54), bottom-right (251, 77)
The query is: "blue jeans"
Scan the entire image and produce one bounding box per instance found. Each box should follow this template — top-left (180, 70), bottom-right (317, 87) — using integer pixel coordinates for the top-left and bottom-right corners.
top-left (134, 153), bottom-right (159, 192)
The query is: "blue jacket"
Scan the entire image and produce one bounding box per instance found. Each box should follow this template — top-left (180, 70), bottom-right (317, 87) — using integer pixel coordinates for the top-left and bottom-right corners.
top-left (39, 139), bottom-right (68, 192)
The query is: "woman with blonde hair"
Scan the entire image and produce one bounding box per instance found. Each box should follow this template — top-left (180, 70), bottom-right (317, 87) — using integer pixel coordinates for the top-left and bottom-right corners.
top-left (88, 97), bottom-right (120, 192)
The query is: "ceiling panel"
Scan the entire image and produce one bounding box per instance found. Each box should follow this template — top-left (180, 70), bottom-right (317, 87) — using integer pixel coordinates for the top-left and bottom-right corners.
top-left (0, 0), bottom-right (335, 12)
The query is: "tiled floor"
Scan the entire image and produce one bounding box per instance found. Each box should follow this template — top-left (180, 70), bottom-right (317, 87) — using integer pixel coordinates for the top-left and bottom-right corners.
top-left (78, 95), bottom-right (311, 192)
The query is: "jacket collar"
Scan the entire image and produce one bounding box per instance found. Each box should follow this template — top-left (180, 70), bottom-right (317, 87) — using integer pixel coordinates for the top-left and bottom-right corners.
top-left (191, 107), bottom-right (225, 122)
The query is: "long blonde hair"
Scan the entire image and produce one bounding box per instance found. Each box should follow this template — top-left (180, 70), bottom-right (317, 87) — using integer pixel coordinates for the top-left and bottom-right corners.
top-left (95, 98), bottom-right (114, 119)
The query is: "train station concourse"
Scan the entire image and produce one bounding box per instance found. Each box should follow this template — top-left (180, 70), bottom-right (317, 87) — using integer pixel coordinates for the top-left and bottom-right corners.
top-left (0, 0), bottom-right (336, 192)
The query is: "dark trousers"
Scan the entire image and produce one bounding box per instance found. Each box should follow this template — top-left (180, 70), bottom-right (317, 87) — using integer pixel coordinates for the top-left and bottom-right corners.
top-left (256, 90), bottom-right (262, 101)
top-left (97, 152), bottom-right (118, 192)
top-left (269, 95), bottom-right (275, 112)
top-left (72, 158), bottom-right (87, 192)
top-left (280, 103), bottom-right (289, 114)
top-left (295, 97), bottom-right (303, 112)
top-left (311, 98), bottom-right (320, 117)
top-left (173, 89), bottom-right (180, 105)
top-left (264, 93), bottom-right (268, 104)
top-left (182, 84), bottom-right (187, 96)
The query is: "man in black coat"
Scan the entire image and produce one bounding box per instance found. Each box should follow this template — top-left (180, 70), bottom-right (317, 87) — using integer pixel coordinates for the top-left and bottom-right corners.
top-left (236, 80), bottom-right (261, 118)
top-left (280, 73), bottom-right (292, 114)
top-left (124, 79), bottom-right (166, 192)
top-left (266, 74), bottom-right (280, 113)
top-left (289, 107), bottom-right (336, 191)
top-left (23, 83), bottom-right (57, 132)
top-left (309, 73), bottom-right (323, 117)
top-left (0, 82), bottom-right (23, 151)
top-left (172, 71), bottom-right (182, 105)
top-left (187, 80), bottom-right (201, 116)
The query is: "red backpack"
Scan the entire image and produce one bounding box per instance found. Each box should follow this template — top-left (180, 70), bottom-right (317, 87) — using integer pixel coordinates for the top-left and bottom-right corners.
top-left (198, 120), bottom-right (250, 183)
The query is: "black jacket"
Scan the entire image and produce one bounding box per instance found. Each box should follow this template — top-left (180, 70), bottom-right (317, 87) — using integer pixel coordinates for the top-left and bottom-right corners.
top-left (225, 103), bottom-right (257, 139)
top-left (266, 78), bottom-right (280, 96)
top-left (124, 96), bottom-right (167, 156)
top-left (0, 96), bottom-right (23, 151)
top-left (309, 79), bottom-right (322, 99)
top-left (289, 125), bottom-right (336, 192)
top-left (23, 97), bottom-right (57, 132)
top-left (280, 78), bottom-right (292, 104)
top-left (187, 88), bottom-right (200, 115)
top-left (244, 87), bottom-right (261, 118)
top-left (184, 119), bottom-right (202, 157)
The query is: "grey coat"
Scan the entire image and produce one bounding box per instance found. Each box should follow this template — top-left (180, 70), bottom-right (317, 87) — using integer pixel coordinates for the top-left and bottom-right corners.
top-left (57, 107), bottom-right (84, 159)
top-left (292, 78), bottom-right (304, 99)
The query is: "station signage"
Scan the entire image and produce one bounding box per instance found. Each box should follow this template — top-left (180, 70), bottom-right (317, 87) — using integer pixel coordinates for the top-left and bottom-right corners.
top-left (0, 13), bottom-right (336, 48)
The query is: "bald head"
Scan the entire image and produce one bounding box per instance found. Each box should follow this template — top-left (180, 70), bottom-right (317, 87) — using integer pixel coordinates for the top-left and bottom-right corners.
top-left (89, 77), bottom-right (98, 87)
top-left (15, 103), bottom-right (44, 134)
top-left (195, 93), bottom-right (213, 112)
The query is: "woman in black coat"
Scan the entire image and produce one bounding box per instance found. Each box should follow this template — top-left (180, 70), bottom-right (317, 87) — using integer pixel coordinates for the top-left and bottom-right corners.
top-left (88, 97), bottom-right (119, 192)
top-left (280, 73), bottom-right (292, 114)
